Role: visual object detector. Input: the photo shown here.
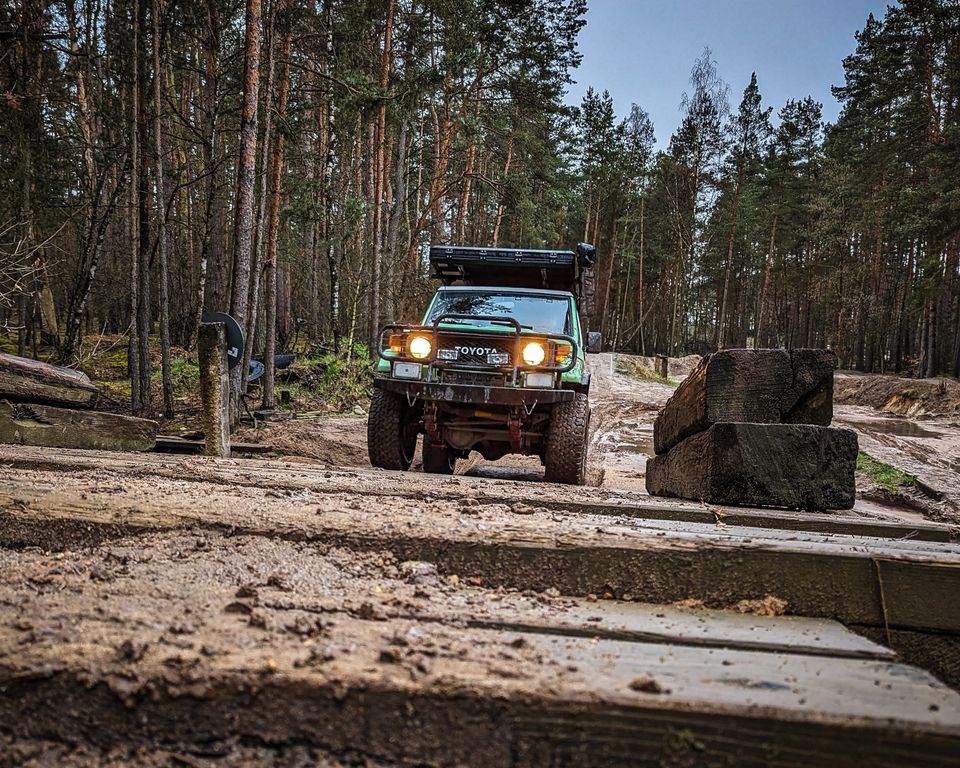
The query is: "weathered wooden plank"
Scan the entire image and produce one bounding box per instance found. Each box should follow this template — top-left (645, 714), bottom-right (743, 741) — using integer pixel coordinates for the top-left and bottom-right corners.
top-left (1, 615), bottom-right (957, 766)
top-left (2, 444), bottom-right (946, 540)
top-left (535, 497), bottom-right (951, 541)
top-left (876, 559), bottom-right (960, 633)
top-left (451, 598), bottom-right (896, 660)
top-left (254, 592), bottom-right (895, 661)
top-left (0, 352), bottom-right (100, 408)
top-left (646, 423), bottom-right (858, 510)
top-left (653, 348), bottom-right (837, 455)
top-left (0, 401), bottom-right (156, 452)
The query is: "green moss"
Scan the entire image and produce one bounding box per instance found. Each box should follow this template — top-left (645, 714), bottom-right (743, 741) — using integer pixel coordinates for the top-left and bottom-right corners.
top-left (150, 357), bottom-right (200, 393)
top-left (857, 451), bottom-right (917, 493)
top-left (108, 350), bottom-right (128, 370)
top-left (0, 334), bottom-right (18, 354)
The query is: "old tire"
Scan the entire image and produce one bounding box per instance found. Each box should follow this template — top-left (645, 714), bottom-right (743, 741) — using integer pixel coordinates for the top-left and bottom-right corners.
top-left (367, 389), bottom-right (418, 470)
top-left (544, 393), bottom-right (590, 485)
top-left (422, 443), bottom-right (456, 474)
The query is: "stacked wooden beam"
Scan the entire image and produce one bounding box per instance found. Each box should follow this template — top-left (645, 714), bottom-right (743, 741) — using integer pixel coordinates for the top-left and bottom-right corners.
top-left (0, 352), bottom-right (157, 452)
top-left (646, 349), bottom-right (857, 510)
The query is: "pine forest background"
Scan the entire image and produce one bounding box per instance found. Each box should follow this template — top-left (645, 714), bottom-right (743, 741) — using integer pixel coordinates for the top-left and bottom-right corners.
top-left (1, 0), bottom-right (958, 417)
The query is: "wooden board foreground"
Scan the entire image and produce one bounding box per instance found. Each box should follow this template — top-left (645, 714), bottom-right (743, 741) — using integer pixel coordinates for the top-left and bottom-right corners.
top-left (1, 508), bottom-right (957, 766)
top-left (1, 445), bottom-right (951, 541)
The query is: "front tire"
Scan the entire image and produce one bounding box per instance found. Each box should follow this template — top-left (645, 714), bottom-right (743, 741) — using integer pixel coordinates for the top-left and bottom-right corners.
top-left (367, 389), bottom-right (418, 470)
top-left (544, 393), bottom-right (590, 485)
top-left (422, 443), bottom-right (456, 474)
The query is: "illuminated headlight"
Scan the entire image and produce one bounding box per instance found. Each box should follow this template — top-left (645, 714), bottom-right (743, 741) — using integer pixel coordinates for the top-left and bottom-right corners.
top-left (525, 372), bottom-right (554, 388)
top-left (408, 335), bottom-right (432, 359)
top-left (437, 348), bottom-right (459, 361)
top-left (487, 352), bottom-right (509, 366)
top-left (522, 342), bottom-right (546, 366)
top-left (393, 362), bottom-right (422, 379)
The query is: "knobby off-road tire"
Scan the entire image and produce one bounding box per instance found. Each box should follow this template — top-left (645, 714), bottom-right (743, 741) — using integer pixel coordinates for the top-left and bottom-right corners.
top-left (544, 393), bottom-right (590, 485)
top-left (367, 390), bottom-right (418, 471)
top-left (422, 443), bottom-right (456, 474)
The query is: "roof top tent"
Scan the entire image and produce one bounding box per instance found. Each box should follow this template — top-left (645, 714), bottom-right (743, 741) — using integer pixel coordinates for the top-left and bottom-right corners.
top-left (429, 244), bottom-right (595, 297)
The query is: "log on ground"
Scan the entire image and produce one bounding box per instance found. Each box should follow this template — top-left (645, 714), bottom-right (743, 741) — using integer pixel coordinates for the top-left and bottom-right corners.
top-left (0, 401), bottom-right (157, 452)
top-left (646, 423), bottom-right (857, 510)
top-left (653, 348), bottom-right (837, 455)
top-left (0, 352), bottom-right (100, 408)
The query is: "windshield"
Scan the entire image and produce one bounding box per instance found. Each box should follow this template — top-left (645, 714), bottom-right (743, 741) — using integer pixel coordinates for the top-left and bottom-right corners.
top-left (425, 291), bottom-right (571, 334)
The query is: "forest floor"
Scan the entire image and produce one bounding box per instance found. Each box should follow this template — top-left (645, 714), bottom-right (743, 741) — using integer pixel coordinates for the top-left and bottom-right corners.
top-left (4, 350), bottom-right (960, 765)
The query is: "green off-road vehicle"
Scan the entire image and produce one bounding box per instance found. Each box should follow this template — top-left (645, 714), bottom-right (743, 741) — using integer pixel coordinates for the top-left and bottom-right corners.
top-left (368, 244), bottom-right (600, 484)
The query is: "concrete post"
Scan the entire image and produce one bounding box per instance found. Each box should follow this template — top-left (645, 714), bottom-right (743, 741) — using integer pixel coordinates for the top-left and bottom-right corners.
top-left (198, 322), bottom-right (231, 457)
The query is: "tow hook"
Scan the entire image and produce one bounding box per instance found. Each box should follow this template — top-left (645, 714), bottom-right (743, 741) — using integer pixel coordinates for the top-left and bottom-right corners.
top-left (508, 414), bottom-right (522, 453)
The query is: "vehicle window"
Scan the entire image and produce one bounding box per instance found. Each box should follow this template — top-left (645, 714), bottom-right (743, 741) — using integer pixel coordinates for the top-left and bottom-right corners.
top-left (425, 292), bottom-right (570, 334)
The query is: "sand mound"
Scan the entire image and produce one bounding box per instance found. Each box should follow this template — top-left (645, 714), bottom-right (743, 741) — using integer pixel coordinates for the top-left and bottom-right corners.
top-left (835, 374), bottom-right (960, 419)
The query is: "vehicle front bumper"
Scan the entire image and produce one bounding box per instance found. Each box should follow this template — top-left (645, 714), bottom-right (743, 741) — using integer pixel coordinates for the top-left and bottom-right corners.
top-left (374, 377), bottom-right (575, 406)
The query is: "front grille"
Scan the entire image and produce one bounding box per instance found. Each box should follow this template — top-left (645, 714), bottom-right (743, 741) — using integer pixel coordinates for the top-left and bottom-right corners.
top-left (435, 333), bottom-right (514, 367)
top-left (441, 370), bottom-right (506, 387)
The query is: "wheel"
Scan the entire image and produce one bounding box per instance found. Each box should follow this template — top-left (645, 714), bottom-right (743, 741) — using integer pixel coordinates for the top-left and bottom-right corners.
top-left (422, 442), bottom-right (456, 474)
top-left (544, 393), bottom-right (590, 484)
top-left (367, 389), bottom-right (418, 470)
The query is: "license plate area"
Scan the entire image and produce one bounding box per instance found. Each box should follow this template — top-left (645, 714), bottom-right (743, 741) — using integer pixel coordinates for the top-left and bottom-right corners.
top-left (392, 362), bottom-right (423, 379)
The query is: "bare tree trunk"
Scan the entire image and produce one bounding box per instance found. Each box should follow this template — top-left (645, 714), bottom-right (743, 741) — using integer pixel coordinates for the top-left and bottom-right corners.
top-left (492, 138), bottom-right (513, 247)
top-left (321, 0), bottom-right (339, 351)
top-left (926, 290), bottom-right (938, 378)
top-left (384, 119), bottom-right (408, 322)
top-left (135, 0), bottom-right (152, 414)
top-left (369, 0), bottom-right (395, 350)
top-left (637, 194), bottom-right (646, 355)
top-left (152, 0), bottom-right (173, 418)
top-left (242, 0), bottom-right (275, 386)
top-left (14, 0), bottom-right (41, 357)
top-left (228, 0), bottom-right (263, 422)
top-left (129, 0), bottom-right (142, 412)
top-left (600, 221), bottom-right (618, 339)
top-left (262, 0), bottom-right (292, 409)
top-left (716, 166), bottom-right (743, 350)
top-left (195, 0), bottom-right (223, 345)
top-left (756, 212), bottom-right (778, 348)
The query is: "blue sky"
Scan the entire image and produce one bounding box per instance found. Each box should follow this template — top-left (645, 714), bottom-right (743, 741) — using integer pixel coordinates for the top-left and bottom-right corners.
top-left (565, 0), bottom-right (892, 145)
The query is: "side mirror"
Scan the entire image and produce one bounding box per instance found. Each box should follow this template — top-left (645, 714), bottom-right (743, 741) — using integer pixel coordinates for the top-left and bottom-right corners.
top-left (587, 331), bottom-right (602, 354)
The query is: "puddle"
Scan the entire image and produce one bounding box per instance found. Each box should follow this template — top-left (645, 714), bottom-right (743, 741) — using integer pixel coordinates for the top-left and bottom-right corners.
top-left (594, 429), bottom-right (655, 457)
top-left (619, 439), bottom-right (655, 456)
top-left (841, 418), bottom-right (943, 439)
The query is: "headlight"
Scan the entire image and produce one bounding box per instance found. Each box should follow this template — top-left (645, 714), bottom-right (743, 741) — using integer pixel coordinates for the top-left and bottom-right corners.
top-left (408, 335), bottom-right (432, 359)
top-left (522, 341), bottom-right (546, 366)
